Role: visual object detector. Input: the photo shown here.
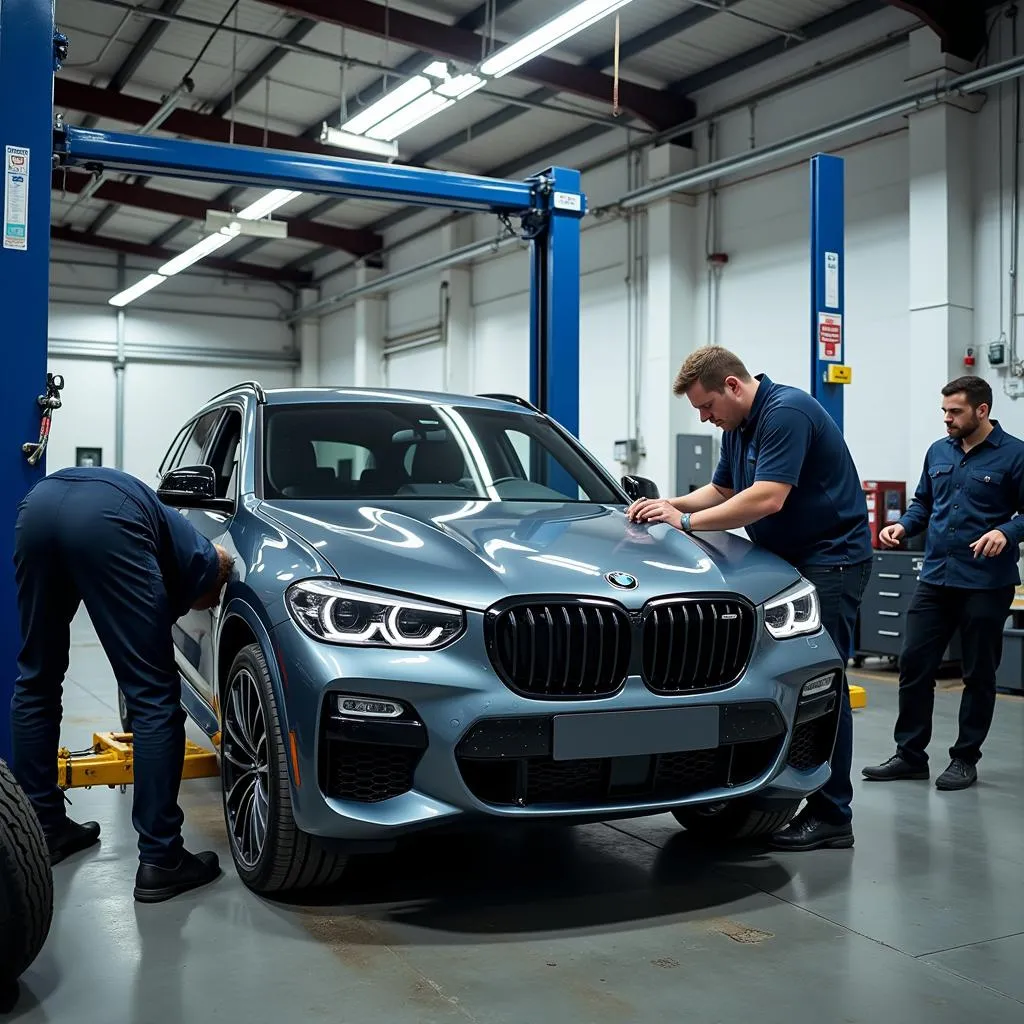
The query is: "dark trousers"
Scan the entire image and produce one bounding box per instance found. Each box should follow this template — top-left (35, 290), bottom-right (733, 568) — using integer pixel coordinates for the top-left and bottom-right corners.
top-left (10, 477), bottom-right (186, 867)
top-left (894, 581), bottom-right (1014, 768)
top-left (797, 559), bottom-right (872, 826)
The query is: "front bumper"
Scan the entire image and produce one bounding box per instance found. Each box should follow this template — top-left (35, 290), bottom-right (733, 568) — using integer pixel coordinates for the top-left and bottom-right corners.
top-left (271, 615), bottom-right (844, 845)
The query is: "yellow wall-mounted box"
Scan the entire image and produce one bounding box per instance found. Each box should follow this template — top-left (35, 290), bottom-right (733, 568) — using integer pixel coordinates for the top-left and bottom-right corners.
top-left (826, 364), bottom-right (852, 384)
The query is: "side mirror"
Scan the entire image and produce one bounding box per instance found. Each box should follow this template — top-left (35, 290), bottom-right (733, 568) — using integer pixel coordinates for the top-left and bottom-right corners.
top-left (621, 475), bottom-right (660, 501)
top-left (158, 465), bottom-right (233, 513)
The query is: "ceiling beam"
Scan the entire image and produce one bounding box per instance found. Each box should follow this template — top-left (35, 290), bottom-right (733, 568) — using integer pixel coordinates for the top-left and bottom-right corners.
top-left (879, 1), bottom-right (997, 61)
top-left (50, 226), bottom-right (312, 284)
top-left (53, 170), bottom-right (382, 255)
top-left (263, 0), bottom-right (687, 130)
top-left (53, 78), bottom-right (379, 164)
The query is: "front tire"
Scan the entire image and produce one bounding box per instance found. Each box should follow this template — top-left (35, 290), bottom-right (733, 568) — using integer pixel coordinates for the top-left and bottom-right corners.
top-left (672, 797), bottom-right (801, 841)
top-left (0, 760), bottom-right (54, 990)
top-left (220, 643), bottom-right (348, 894)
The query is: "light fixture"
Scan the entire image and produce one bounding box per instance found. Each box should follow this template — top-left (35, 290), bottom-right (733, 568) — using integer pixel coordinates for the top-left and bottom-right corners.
top-left (235, 188), bottom-right (302, 221)
top-left (326, 0), bottom-right (633, 148)
top-left (108, 273), bottom-right (166, 307)
top-left (158, 224), bottom-right (240, 277)
top-left (320, 124), bottom-right (399, 159)
top-left (480, 0), bottom-right (636, 78)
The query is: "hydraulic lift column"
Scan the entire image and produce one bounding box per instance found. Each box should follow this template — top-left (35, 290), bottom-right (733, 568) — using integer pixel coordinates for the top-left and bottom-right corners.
top-left (0, 0), bottom-right (60, 761)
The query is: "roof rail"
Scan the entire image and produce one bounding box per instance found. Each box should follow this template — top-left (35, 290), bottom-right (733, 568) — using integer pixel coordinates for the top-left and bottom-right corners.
top-left (208, 380), bottom-right (266, 403)
top-left (477, 392), bottom-right (540, 412)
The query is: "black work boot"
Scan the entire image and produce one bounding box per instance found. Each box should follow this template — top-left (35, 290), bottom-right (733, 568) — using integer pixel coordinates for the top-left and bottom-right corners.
top-left (769, 810), bottom-right (854, 851)
top-left (134, 849), bottom-right (221, 904)
top-left (861, 754), bottom-right (929, 781)
top-left (935, 758), bottom-right (977, 790)
top-left (47, 817), bottom-right (101, 865)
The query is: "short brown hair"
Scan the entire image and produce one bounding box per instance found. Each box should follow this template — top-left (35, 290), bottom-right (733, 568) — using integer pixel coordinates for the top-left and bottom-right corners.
top-left (673, 346), bottom-right (752, 396)
top-left (942, 375), bottom-right (992, 411)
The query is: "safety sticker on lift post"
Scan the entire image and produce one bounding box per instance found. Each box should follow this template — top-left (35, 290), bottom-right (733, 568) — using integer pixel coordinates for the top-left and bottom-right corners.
top-left (3, 145), bottom-right (29, 251)
top-left (818, 312), bottom-right (852, 384)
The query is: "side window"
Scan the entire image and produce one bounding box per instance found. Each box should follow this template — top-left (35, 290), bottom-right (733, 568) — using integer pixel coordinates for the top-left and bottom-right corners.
top-left (205, 408), bottom-right (243, 500)
top-left (157, 424), bottom-right (190, 480)
top-left (175, 409), bottom-right (223, 470)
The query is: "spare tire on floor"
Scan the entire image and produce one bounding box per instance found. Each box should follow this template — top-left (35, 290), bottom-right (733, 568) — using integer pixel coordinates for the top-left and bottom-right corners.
top-left (0, 758), bottom-right (54, 990)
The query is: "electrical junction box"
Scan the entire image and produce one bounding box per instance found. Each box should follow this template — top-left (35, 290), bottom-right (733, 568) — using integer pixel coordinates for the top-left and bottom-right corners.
top-left (1006, 377), bottom-right (1024, 398)
top-left (826, 364), bottom-right (852, 384)
top-left (614, 439), bottom-right (640, 463)
top-left (989, 341), bottom-right (1006, 366)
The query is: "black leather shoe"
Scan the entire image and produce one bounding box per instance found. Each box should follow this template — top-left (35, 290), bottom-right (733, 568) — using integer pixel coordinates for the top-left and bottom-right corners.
top-left (47, 818), bottom-right (101, 865)
top-left (935, 758), bottom-right (977, 790)
top-left (861, 754), bottom-right (929, 781)
top-left (134, 849), bottom-right (221, 904)
top-left (770, 812), bottom-right (854, 851)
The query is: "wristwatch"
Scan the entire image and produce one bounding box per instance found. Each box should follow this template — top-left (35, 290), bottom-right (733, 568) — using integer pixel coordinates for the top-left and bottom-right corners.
top-left (680, 512), bottom-right (693, 533)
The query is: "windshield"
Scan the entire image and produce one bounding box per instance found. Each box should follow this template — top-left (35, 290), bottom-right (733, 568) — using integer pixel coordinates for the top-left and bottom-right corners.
top-left (262, 401), bottom-right (623, 504)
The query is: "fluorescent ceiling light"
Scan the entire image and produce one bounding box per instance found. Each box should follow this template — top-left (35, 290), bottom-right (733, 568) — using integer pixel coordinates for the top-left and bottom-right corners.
top-left (320, 124), bottom-right (399, 159)
top-left (325, 0), bottom-right (634, 147)
top-left (236, 189), bottom-right (302, 221)
top-left (366, 91), bottom-right (456, 141)
top-left (481, 0), bottom-right (635, 78)
top-left (108, 273), bottom-right (166, 307)
top-left (159, 224), bottom-right (239, 277)
top-left (343, 76), bottom-right (432, 135)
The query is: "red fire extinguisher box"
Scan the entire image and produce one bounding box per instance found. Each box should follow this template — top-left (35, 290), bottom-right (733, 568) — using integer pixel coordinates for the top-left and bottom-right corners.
top-left (862, 480), bottom-right (907, 548)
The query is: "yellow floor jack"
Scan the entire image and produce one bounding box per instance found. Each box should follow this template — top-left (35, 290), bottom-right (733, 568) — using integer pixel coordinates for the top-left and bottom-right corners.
top-left (57, 733), bottom-right (220, 791)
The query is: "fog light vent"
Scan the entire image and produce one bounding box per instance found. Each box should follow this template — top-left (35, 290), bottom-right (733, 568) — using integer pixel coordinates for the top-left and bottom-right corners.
top-left (800, 674), bottom-right (833, 699)
top-left (336, 695), bottom-right (403, 718)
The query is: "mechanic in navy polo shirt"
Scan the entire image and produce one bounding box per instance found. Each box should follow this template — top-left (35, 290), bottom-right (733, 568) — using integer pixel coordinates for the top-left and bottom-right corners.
top-left (627, 345), bottom-right (873, 852)
top-left (10, 465), bottom-right (234, 902)
top-left (863, 376), bottom-right (1024, 791)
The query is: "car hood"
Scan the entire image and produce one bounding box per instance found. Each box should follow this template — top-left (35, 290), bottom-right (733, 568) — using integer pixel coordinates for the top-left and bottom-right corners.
top-left (257, 499), bottom-right (802, 611)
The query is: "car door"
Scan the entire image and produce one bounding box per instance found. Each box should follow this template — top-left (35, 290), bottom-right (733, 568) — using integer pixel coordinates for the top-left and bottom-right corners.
top-left (171, 403), bottom-right (244, 713)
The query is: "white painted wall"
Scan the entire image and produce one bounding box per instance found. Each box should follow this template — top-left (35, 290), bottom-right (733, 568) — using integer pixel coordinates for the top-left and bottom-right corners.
top-left (46, 244), bottom-right (296, 481)
top-left (305, 5), bottom-right (1022, 512)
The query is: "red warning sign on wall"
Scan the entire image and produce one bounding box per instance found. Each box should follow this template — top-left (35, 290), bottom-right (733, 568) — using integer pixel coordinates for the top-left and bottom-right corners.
top-left (818, 312), bottom-right (842, 362)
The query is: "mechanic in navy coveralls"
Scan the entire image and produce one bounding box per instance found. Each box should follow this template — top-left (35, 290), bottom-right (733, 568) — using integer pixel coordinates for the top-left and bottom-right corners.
top-left (9, 466), bottom-right (233, 903)
top-left (627, 345), bottom-right (873, 852)
top-left (863, 376), bottom-right (1024, 791)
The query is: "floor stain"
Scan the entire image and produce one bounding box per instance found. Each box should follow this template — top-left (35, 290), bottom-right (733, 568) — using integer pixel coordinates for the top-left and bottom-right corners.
top-left (708, 919), bottom-right (774, 944)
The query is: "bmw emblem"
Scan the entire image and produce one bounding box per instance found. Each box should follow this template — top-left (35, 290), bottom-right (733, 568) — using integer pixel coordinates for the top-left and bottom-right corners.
top-left (605, 570), bottom-right (638, 590)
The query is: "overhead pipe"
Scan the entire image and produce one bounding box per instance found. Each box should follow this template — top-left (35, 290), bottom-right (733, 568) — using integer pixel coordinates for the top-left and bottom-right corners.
top-left (606, 50), bottom-right (1024, 212)
top-left (49, 337), bottom-right (300, 368)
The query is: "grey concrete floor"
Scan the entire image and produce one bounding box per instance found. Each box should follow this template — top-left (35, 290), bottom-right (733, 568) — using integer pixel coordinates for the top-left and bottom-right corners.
top-left (7, 613), bottom-right (1024, 1023)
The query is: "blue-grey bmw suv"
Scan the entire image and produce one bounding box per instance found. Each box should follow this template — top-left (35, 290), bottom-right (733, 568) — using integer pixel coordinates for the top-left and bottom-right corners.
top-left (146, 381), bottom-right (845, 894)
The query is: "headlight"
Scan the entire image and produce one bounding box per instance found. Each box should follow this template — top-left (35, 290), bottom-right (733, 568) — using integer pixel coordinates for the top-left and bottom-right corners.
top-left (763, 580), bottom-right (820, 639)
top-left (286, 579), bottom-right (464, 648)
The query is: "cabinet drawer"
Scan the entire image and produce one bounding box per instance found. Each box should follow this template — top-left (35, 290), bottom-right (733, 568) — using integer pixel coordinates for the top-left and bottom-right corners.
top-left (864, 627), bottom-right (905, 657)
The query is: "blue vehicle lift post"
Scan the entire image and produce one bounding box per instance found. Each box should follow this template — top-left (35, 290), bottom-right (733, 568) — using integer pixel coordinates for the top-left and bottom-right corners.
top-left (809, 153), bottom-right (848, 429)
top-left (809, 152), bottom-right (866, 710)
top-left (0, 0), bottom-right (587, 761)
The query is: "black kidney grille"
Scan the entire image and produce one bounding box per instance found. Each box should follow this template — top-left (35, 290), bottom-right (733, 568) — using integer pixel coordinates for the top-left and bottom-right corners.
top-left (641, 599), bottom-right (755, 694)
top-left (489, 602), bottom-right (630, 698)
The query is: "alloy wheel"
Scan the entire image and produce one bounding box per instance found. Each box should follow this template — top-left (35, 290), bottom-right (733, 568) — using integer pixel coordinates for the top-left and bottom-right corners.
top-left (222, 668), bottom-right (270, 869)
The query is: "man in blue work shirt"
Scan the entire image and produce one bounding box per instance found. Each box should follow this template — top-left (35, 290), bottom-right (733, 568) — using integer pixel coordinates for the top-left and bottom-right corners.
top-left (9, 465), bottom-right (233, 902)
top-left (863, 376), bottom-right (1024, 790)
top-left (627, 345), bottom-right (873, 851)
